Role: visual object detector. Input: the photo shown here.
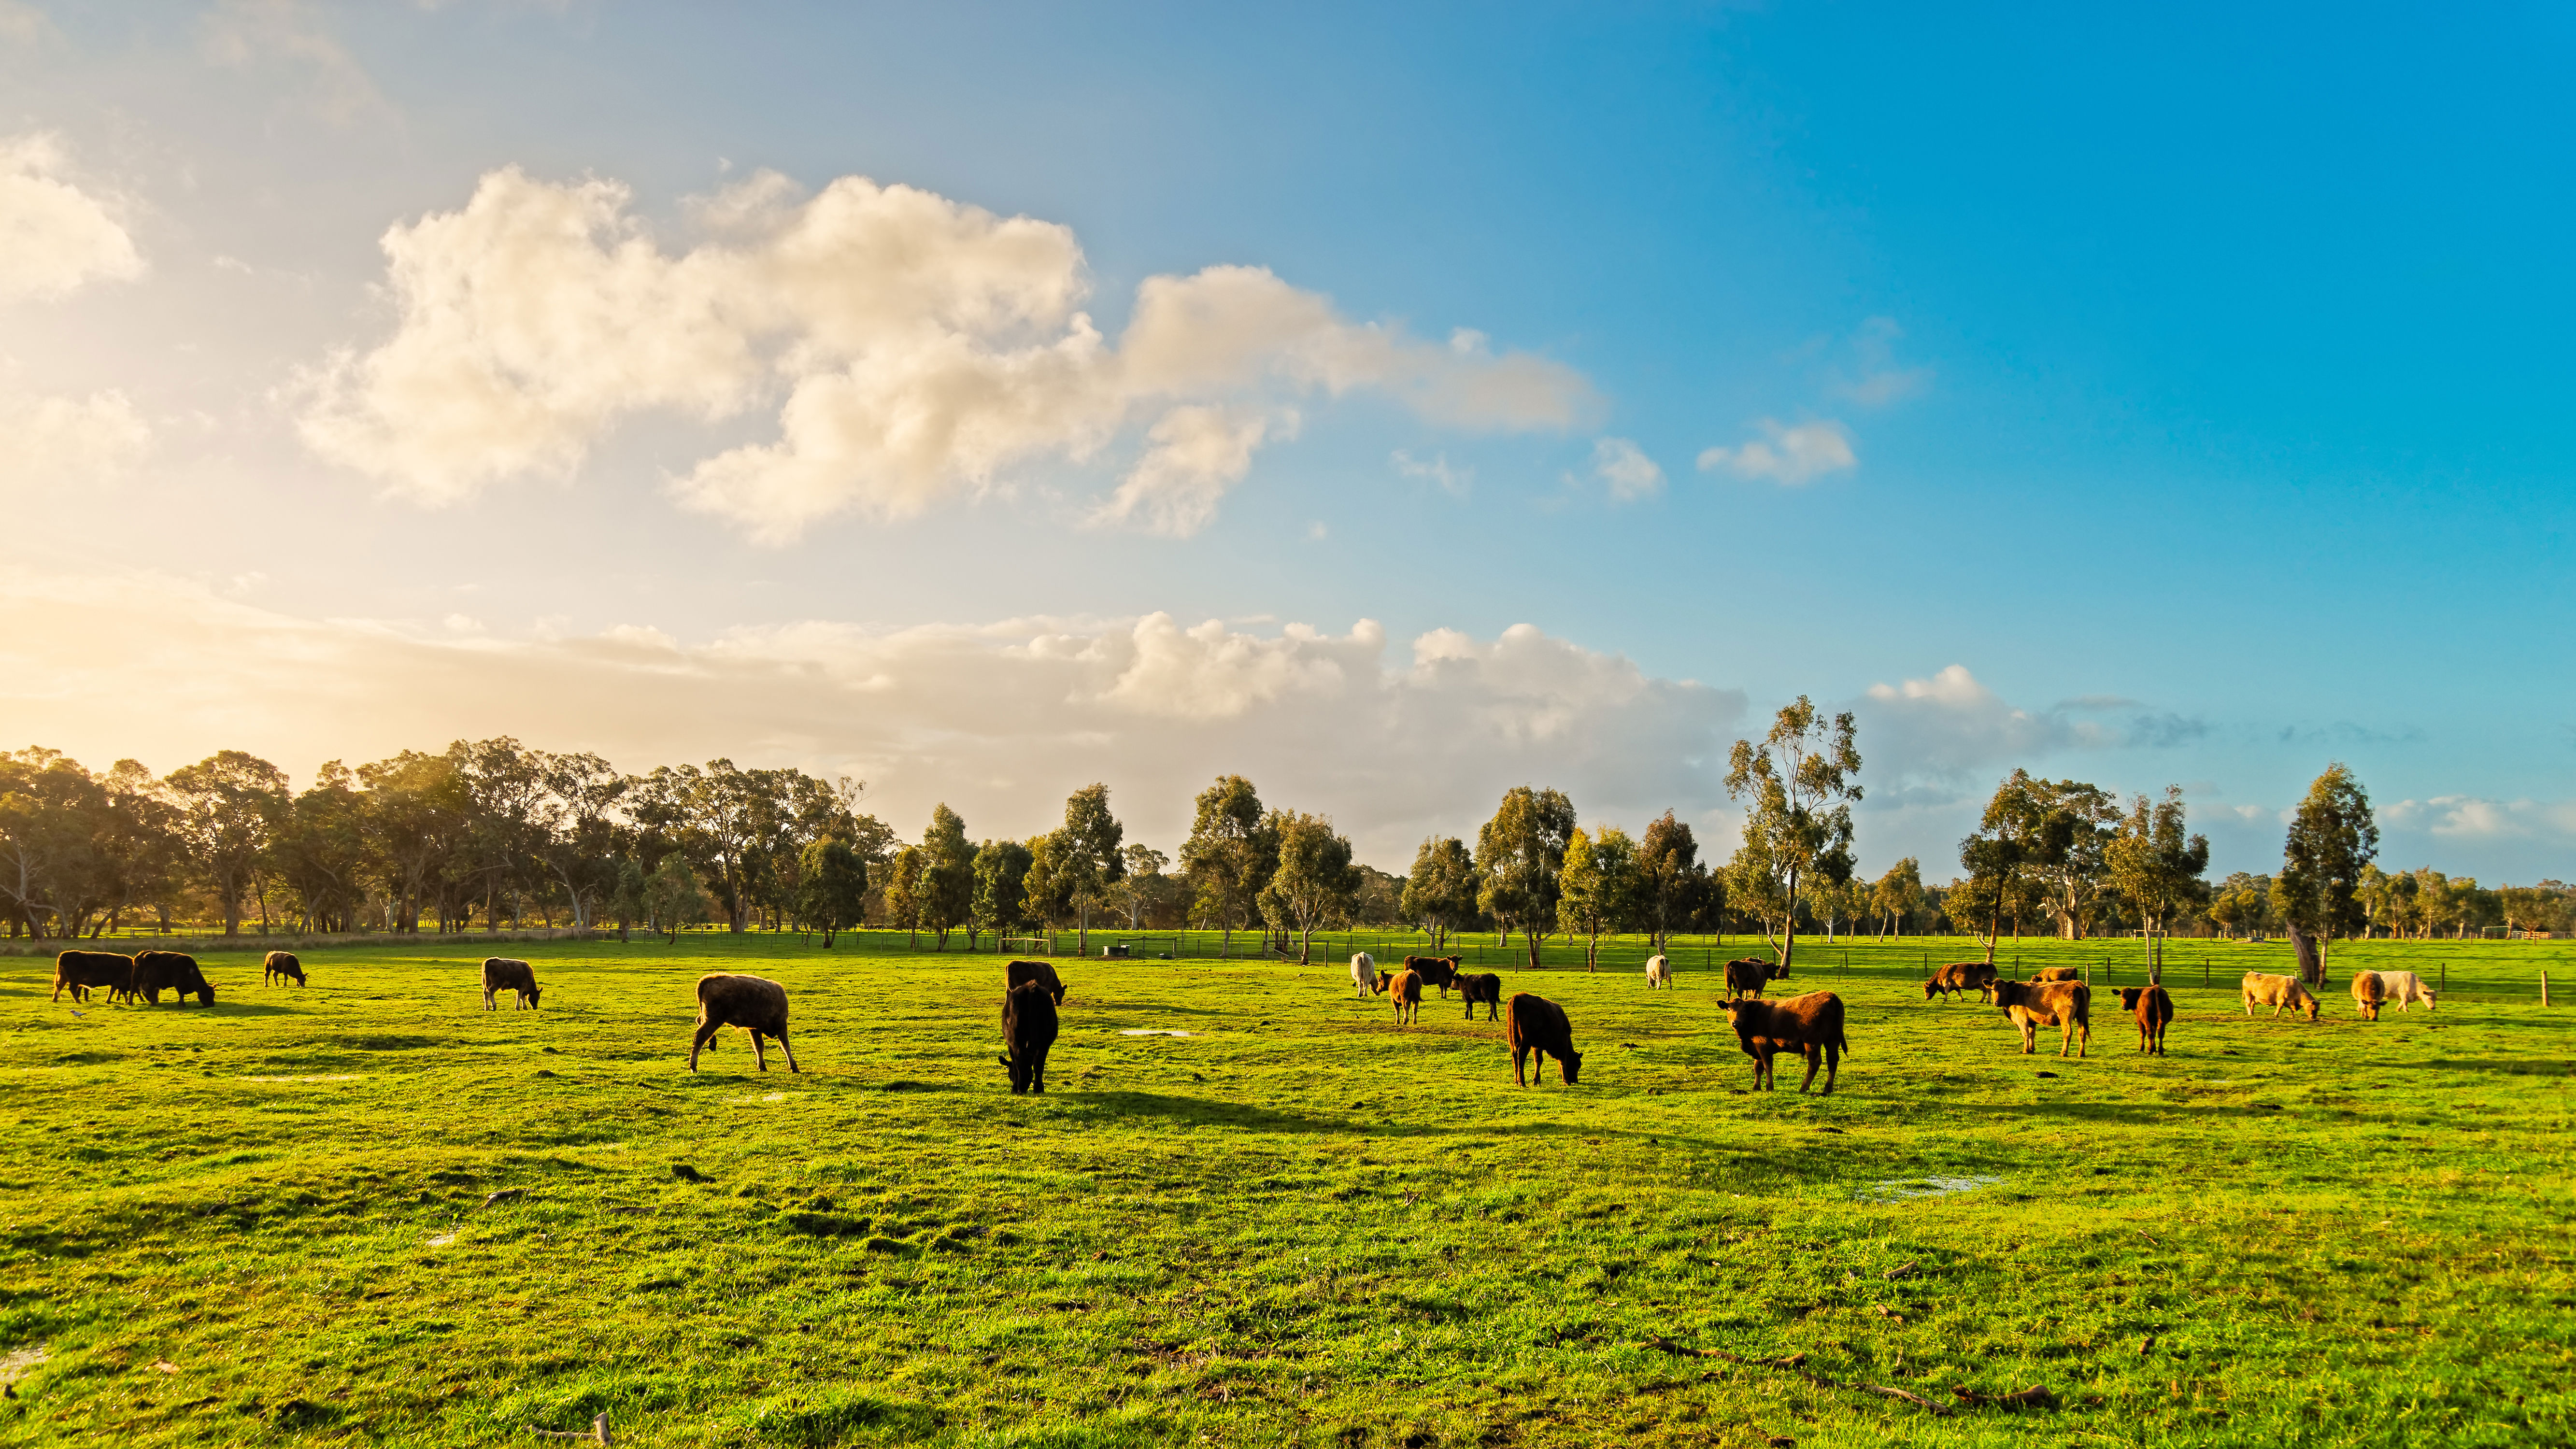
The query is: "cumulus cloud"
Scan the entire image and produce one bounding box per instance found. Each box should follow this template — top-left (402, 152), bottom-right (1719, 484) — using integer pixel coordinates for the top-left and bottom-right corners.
top-left (302, 167), bottom-right (1594, 540)
top-left (0, 572), bottom-right (1741, 864)
top-left (2378, 796), bottom-right (2576, 841)
top-left (0, 389), bottom-right (150, 491)
top-left (1856, 664), bottom-right (2209, 785)
top-left (1697, 419), bottom-right (1856, 484)
top-left (1584, 436), bottom-right (1664, 501)
top-left (0, 134), bottom-right (143, 304)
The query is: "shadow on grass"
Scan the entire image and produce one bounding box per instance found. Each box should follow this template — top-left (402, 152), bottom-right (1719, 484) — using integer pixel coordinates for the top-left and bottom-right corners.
top-left (2379, 1058), bottom-right (2576, 1076)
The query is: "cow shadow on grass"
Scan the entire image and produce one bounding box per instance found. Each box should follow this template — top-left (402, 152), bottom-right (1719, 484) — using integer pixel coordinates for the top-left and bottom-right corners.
top-left (2377, 1057), bottom-right (2576, 1076)
top-left (1061, 1089), bottom-right (1716, 1144)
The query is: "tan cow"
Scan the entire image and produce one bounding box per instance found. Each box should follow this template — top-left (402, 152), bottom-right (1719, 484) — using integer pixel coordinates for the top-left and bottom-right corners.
top-left (1644, 953), bottom-right (1672, 989)
top-left (2030, 966), bottom-right (2082, 983)
top-left (1381, 968), bottom-right (1423, 1026)
top-left (1992, 978), bottom-right (2090, 1057)
top-left (2350, 970), bottom-right (2390, 1020)
top-left (2380, 970), bottom-right (2436, 1013)
top-left (2242, 972), bottom-right (2319, 1021)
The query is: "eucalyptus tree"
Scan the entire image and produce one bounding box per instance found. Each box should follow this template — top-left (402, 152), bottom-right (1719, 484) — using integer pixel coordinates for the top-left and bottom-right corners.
top-left (2106, 786), bottom-right (2211, 971)
top-left (1112, 843), bottom-right (1169, 930)
top-left (1633, 811), bottom-right (1709, 952)
top-left (919, 804), bottom-right (975, 948)
top-left (270, 762), bottom-right (373, 933)
top-left (1869, 858), bottom-right (1925, 938)
top-left (358, 749), bottom-right (467, 933)
top-left (971, 838), bottom-right (1035, 948)
top-left (532, 750), bottom-right (629, 931)
top-left (1399, 836), bottom-right (1478, 950)
top-left (1556, 823), bottom-right (1640, 970)
top-left (1181, 775), bottom-right (1268, 949)
top-left (1724, 697), bottom-right (1861, 976)
top-left (0, 748), bottom-right (112, 938)
top-left (883, 846), bottom-right (927, 946)
top-left (797, 836), bottom-right (869, 947)
top-left (1051, 783), bottom-right (1126, 954)
top-left (2274, 763), bottom-right (2377, 984)
top-left (165, 750), bottom-right (290, 937)
top-left (643, 853), bottom-right (711, 941)
top-left (1475, 786), bottom-right (1575, 968)
top-left (1258, 811), bottom-right (1360, 963)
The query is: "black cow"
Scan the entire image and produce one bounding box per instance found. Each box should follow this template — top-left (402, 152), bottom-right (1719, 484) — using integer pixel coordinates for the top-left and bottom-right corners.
top-left (134, 951), bottom-right (215, 1006)
top-left (1006, 959), bottom-right (1067, 1005)
top-left (264, 951), bottom-right (307, 987)
top-left (1000, 981), bottom-right (1059, 1094)
top-left (1505, 993), bottom-right (1582, 1086)
top-left (1455, 971), bottom-right (1504, 1021)
top-left (1722, 956), bottom-right (1785, 1000)
top-left (53, 950), bottom-right (136, 1004)
top-left (1404, 955), bottom-right (1463, 998)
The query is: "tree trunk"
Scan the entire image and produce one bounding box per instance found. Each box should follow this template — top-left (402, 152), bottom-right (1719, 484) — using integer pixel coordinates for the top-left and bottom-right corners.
top-left (2287, 924), bottom-right (2322, 984)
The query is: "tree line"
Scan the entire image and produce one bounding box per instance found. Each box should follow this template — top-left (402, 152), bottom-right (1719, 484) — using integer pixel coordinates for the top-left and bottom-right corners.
top-left (4, 705), bottom-right (2566, 973)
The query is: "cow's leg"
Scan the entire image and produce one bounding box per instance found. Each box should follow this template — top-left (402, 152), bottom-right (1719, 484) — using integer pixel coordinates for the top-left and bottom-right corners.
top-left (1797, 1045), bottom-right (1822, 1094)
top-left (776, 1029), bottom-right (799, 1074)
top-left (749, 1029), bottom-right (769, 1072)
top-left (689, 1019), bottom-right (722, 1072)
top-left (1822, 1044), bottom-right (1838, 1094)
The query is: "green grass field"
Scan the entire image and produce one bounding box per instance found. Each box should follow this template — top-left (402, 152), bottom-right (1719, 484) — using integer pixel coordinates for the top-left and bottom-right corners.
top-left (3, 933), bottom-right (2571, 1447)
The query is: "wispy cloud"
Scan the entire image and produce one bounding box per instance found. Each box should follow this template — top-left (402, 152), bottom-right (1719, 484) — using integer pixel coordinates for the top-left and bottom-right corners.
top-left (1392, 448), bottom-right (1472, 497)
top-left (1697, 419), bottom-right (1855, 485)
top-left (1832, 315), bottom-right (1931, 407)
top-left (200, 0), bottom-right (393, 128)
top-left (1582, 436), bottom-right (1664, 501)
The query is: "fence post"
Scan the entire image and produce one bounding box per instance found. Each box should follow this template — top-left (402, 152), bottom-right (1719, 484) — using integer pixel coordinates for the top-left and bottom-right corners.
top-left (2545, 971), bottom-right (2552, 1008)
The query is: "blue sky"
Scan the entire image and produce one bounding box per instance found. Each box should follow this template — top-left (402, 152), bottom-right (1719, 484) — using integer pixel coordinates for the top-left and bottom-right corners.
top-left (2, 2), bottom-right (2569, 879)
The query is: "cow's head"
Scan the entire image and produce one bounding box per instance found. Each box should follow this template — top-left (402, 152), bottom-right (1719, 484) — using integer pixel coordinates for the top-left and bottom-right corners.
top-left (524, 985), bottom-right (541, 1009)
top-left (1922, 978), bottom-right (1943, 1001)
top-left (199, 983), bottom-right (217, 1006)
top-left (1558, 1049), bottom-right (1583, 1085)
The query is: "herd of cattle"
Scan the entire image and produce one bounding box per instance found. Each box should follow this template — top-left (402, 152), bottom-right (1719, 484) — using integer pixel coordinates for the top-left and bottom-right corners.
top-left (44, 941), bottom-right (2443, 1098)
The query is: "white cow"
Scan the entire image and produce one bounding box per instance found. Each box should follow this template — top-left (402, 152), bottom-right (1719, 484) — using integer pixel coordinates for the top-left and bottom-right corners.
top-left (2382, 970), bottom-right (2437, 1012)
top-left (1644, 954), bottom-right (1672, 990)
top-left (1350, 952), bottom-right (1378, 999)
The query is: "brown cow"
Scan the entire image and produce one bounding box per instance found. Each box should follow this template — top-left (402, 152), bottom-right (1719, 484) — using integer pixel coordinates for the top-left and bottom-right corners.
top-left (1006, 959), bottom-right (1067, 1005)
top-left (53, 950), bottom-right (136, 1004)
top-left (1505, 993), bottom-right (1581, 1086)
top-left (2030, 966), bottom-right (2082, 983)
top-left (999, 980), bottom-right (1057, 1094)
top-left (2109, 985), bottom-right (2174, 1055)
top-left (2349, 971), bottom-right (2389, 1021)
top-left (690, 973), bottom-right (798, 1073)
top-left (480, 957), bottom-right (541, 1011)
top-left (1454, 971), bottom-right (1503, 1021)
top-left (1404, 955), bottom-right (1463, 998)
top-left (1993, 978), bottom-right (2089, 1057)
top-left (1723, 956), bottom-right (1784, 1000)
top-left (2241, 972), bottom-right (2319, 1022)
top-left (263, 951), bottom-right (306, 987)
top-left (134, 951), bottom-right (215, 1006)
top-left (1923, 960), bottom-right (1998, 1003)
top-left (1381, 968), bottom-right (1423, 1025)
top-left (1722, 991), bottom-right (1847, 1094)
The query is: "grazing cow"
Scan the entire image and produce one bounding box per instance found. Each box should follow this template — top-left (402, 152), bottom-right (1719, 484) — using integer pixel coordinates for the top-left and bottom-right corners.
top-left (52, 950), bottom-right (135, 1004)
top-left (1723, 957), bottom-right (1783, 1000)
top-left (1722, 991), bottom-right (1848, 1094)
top-left (2030, 966), bottom-right (2083, 983)
top-left (1350, 952), bottom-right (1378, 999)
top-left (2241, 972), bottom-right (2319, 1022)
top-left (2381, 970), bottom-right (2437, 1013)
top-left (1006, 958), bottom-right (1067, 1005)
top-left (1404, 955), bottom-right (1463, 998)
top-left (1382, 968), bottom-right (1423, 1026)
top-left (1505, 993), bottom-right (1582, 1086)
top-left (1993, 978), bottom-right (2090, 1057)
top-left (690, 973), bottom-right (797, 1073)
top-left (134, 951), bottom-right (215, 1007)
top-left (1923, 960), bottom-right (1999, 1004)
top-left (999, 980), bottom-right (1057, 1094)
top-left (1644, 954), bottom-right (1672, 990)
top-left (1455, 971), bottom-right (1503, 1021)
top-left (2110, 985), bottom-right (2175, 1055)
top-left (2350, 970), bottom-right (2390, 1021)
top-left (263, 951), bottom-right (306, 987)
top-left (480, 957), bottom-right (541, 1011)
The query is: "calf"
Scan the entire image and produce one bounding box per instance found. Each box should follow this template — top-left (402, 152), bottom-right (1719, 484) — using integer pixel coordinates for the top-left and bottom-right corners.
top-left (1505, 993), bottom-right (1582, 1086)
top-left (2350, 970), bottom-right (2390, 1021)
top-left (135, 951), bottom-right (215, 1007)
top-left (691, 973), bottom-right (797, 1073)
top-left (1723, 956), bottom-right (1782, 1000)
top-left (481, 957), bottom-right (541, 1011)
top-left (1382, 968), bottom-right (1423, 1026)
top-left (1722, 991), bottom-right (1848, 1093)
top-left (1923, 960), bottom-right (1998, 1004)
top-left (2381, 970), bottom-right (2437, 1013)
top-left (1349, 952), bottom-right (1378, 999)
top-left (1006, 958), bottom-right (1067, 1005)
top-left (2109, 984), bottom-right (2174, 1055)
top-left (1455, 971), bottom-right (1503, 1020)
top-left (264, 951), bottom-right (306, 987)
top-left (2241, 972), bottom-right (2319, 1022)
top-left (999, 980), bottom-right (1057, 1094)
top-left (2030, 966), bottom-right (2083, 983)
top-left (1404, 955), bottom-right (1463, 998)
top-left (1644, 954), bottom-right (1672, 990)
top-left (52, 950), bottom-right (135, 1004)
top-left (1993, 978), bottom-right (2090, 1057)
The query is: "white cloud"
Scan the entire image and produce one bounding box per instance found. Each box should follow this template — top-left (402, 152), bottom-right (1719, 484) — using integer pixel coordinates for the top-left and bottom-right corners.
top-left (2379, 796), bottom-right (2576, 841)
top-left (1834, 316), bottom-right (1931, 407)
top-left (1697, 419), bottom-right (1856, 485)
top-left (1392, 448), bottom-right (1472, 497)
top-left (303, 167), bottom-right (1594, 540)
top-left (1586, 436), bottom-right (1664, 501)
top-left (0, 134), bottom-right (143, 304)
top-left (0, 3), bottom-right (51, 47)
top-left (0, 571), bottom-right (1740, 865)
top-left (0, 389), bottom-right (150, 490)
top-left (201, 0), bottom-right (391, 128)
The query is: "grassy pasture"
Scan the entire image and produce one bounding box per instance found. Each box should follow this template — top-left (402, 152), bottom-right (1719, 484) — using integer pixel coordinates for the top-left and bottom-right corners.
top-left (1, 934), bottom-right (2570, 1448)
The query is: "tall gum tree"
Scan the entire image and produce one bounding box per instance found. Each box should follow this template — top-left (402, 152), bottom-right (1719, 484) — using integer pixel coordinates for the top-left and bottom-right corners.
top-left (2275, 763), bottom-right (2378, 984)
top-left (1634, 811), bottom-right (1709, 952)
top-left (1181, 775), bottom-right (1266, 950)
top-left (1475, 786), bottom-right (1574, 970)
top-left (1051, 783), bottom-right (1125, 956)
top-left (1723, 697), bottom-right (1860, 977)
top-left (2105, 787), bottom-right (2211, 978)
top-left (1258, 811), bottom-right (1359, 964)
top-left (1400, 836), bottom-right (1478, 951)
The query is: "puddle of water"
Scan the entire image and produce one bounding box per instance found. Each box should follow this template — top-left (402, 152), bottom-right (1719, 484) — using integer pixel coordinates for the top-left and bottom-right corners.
top-left (1118, 1029), bottom-right (1194, 1038)
top-left (0, 1344), bottom-right (47, 1384)
top-left (1859, 1175), bottom-right (2001, 1203)
top-left (238, 1075), bottom-right (363, 1083)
